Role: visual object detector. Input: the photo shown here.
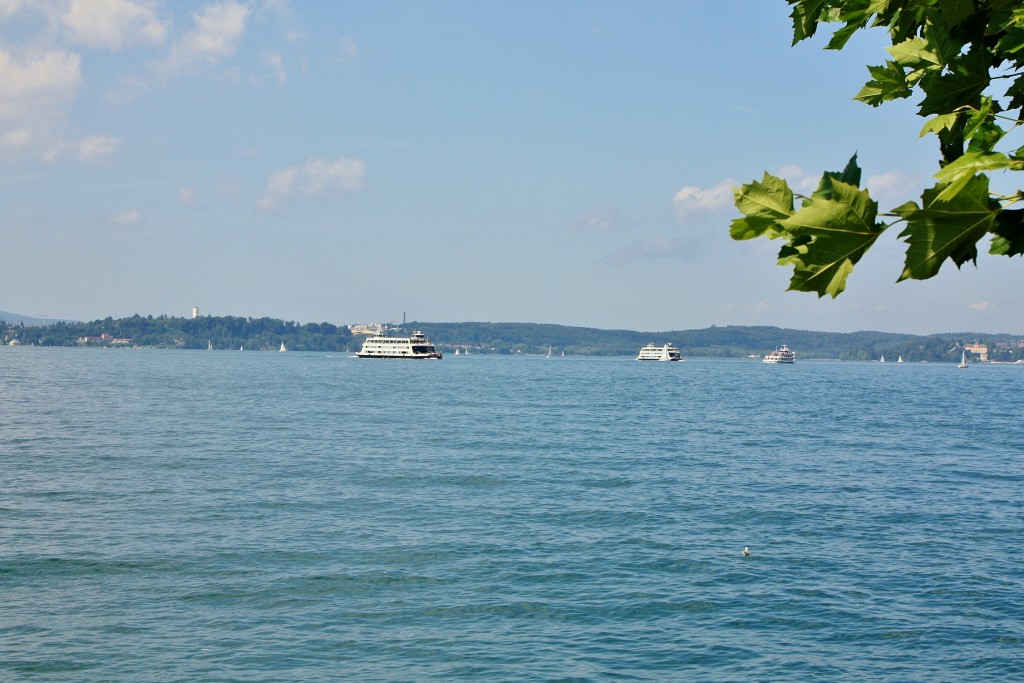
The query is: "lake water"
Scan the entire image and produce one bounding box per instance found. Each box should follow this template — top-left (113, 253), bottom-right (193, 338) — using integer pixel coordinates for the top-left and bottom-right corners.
top-left (2, 348), bottom-right (1022, 681)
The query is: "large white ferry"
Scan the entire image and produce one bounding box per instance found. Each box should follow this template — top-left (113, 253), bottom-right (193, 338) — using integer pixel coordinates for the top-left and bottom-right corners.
top-left (356, 330), bottom-right (443, 359)
top-left (762, 344), bottom-right (796, 364)
top-left (636, 342), bottom-right (682, 361)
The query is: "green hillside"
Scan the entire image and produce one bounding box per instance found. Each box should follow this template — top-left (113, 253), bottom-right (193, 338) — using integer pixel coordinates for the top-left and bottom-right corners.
top-left (3, 315), bottom-right (1020, 362)
top-left (411, 322), bottom-right (1017, 362)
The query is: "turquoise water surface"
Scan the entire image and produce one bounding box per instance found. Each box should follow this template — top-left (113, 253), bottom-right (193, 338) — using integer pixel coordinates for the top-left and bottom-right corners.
top-left (2, 348), bottom-right (1022, 681)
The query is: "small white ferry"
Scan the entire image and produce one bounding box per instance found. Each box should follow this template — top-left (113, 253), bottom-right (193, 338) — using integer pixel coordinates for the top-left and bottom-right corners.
top-left (762, 345), bottom-right (796, 364)
top-left (636, 342), bottom-right (682, 361)
top-left (356, 330), bottom-right (443, 359)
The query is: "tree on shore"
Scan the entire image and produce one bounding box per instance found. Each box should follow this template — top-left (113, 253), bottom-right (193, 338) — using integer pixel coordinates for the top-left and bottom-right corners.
top-left (732, 0), bottom-right (1024, 297)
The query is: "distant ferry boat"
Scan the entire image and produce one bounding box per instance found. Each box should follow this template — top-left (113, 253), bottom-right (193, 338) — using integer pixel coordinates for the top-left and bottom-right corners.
top-left (356, 330), bottom-right (443, 359)
top-left (763, 345), bottom-right (796, 364)
top-left (636, 342), bottom-right (682, 361)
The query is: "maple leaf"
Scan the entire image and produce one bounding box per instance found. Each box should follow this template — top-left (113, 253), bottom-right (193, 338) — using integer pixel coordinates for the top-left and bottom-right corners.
top-left (895, 176), bottom-right (999, 280)
top-left (730, 173), bottom-right (795, 240)
top-left (777, 179), bottom-right (885, 297)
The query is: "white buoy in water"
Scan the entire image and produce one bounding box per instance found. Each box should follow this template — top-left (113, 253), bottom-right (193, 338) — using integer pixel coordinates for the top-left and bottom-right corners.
top-left (743, 547), bottom-right (750, 557)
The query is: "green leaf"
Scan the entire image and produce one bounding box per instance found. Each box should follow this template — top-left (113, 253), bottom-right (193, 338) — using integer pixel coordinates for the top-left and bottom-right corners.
top-left (990, 208), bottom-right (1024, 256)
top-left (994, 7), bottom-right (1024, 59)
top-left (777, 180), bottom-right (885, 297)
top-left (887, 36), bottom-right (941, 69)
top-left (1004, 74), bottom-right (1024, 113)
top-left (922, 21), bottom-right (960, 66)
top-left (917, 51), bottom-right (991, 116)
top-left (919, 113), bottom-right (960, 137)
top-left (933, 151), bottom-right (1022, 201)
top-left (777, 233), bottom-right (814, 266)
top-left (825, 1), bottom-right (880, 50)
top-left (895, 176), bottom-right (999, 280)
top-left (961, 99), bottom-right (998, 146)
top-left (811, 153), bottom-right (862, 202)
top-left (730, 173), bottom-right (795, 240)
top-left (827, 21), bottom-right (865, 50)
top-left (856, 61), bottom-right (913, 105)
top-left (935, 0), bottom-right (976, 29)
top-left (995, 26), bottom-right (1024, 55)
top-left (790, 0), bottom-right (829, 44)
top-left (730, 215), bottom-right (780, 241)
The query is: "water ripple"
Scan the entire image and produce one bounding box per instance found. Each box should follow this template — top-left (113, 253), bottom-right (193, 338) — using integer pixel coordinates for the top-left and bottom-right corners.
top-left (1, 351), bottom-right (1022, 681)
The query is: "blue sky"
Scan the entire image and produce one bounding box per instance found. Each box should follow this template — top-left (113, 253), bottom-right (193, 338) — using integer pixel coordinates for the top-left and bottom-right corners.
top-left (2, 0), bottom-right (1021, 334)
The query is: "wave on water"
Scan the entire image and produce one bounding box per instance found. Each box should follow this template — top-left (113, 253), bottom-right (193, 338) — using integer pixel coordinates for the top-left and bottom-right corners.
top-left (1, 351), bottom-right (1022, 681)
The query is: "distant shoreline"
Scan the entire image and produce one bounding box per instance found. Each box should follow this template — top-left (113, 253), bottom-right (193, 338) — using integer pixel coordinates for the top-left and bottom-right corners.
top-left (3, 314), bottom-right (1021, 362)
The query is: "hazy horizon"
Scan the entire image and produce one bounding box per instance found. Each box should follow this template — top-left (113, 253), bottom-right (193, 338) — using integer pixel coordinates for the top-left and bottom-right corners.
top-left (3, 307), bottom-right (1020, 339)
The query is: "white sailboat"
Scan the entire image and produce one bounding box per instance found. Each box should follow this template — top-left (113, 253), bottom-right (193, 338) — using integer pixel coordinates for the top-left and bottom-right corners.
top-left (897, 355), bottom-right (904, 363)
top-left (547, 345), bottom-right (552, 359)
top-left (958, 350), bottom-right (968, 368)
top-left (208, 339), bottom-right (213, 351)
top-left (279, 342), bottom-right (287, 352)
top-left (455, 348), bottom-right (460, 356)
top-left (880, 354), bottom-right (885, 363)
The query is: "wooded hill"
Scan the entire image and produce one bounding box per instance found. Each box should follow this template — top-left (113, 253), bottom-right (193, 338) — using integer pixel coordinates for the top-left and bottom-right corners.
top-left (412, 322), bottom-right (1019, 362)
top-left (2, 314), bottom-right (352, 352)
top-left (2, 316), bottom-right (1019, 362)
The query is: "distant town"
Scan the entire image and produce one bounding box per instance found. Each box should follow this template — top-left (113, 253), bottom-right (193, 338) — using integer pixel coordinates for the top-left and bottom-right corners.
top-left (3, 309), bottom-right (1023, 362)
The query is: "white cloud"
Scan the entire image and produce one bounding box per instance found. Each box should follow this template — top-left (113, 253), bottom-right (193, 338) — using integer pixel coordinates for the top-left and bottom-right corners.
top-left (63, 0), bottom-right (168, 50)
top-left (303, 157), bottom-right (366, 194)
top-left (0, 49), bottom-right (82, 120)
top-left (968, 301), bottom-right (995, 313)
top-left (179, 187), bottom-right (195, 205)
top-left (336, 36), bottom-right (358, 64)
top-left (673, 178), bottom-right (737, 223)
top-left (113, 208), bottom-right (142, 224)
top-left (75, 134), bottom-right (119, 161)
top-left (0, 128), bottom-right (32, 150)
top-left (0, 0), bottom-right (28, 19)
top-left (775, 165), bottom-right (819, 195)
top-left (866, 170), bottom-right (921, 203)
top-left (0, 48), bottom-right (84, 160)
top-left (566, 208), bottom-right (618, 232)
top-left (156, 1), bottom-right (250, 76)
top-left (259, 0), bottom-right (304, 42)
top-left (218, 178), bottom-right (242, 198)
top-left (265, 52), bottom-right (285, 85)
top-left (258, 156), bottom-right (367, 210)
top-left (776, 164), bottom-right (802, 179)
top-left (256, 166), bottom-right (298, 210)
